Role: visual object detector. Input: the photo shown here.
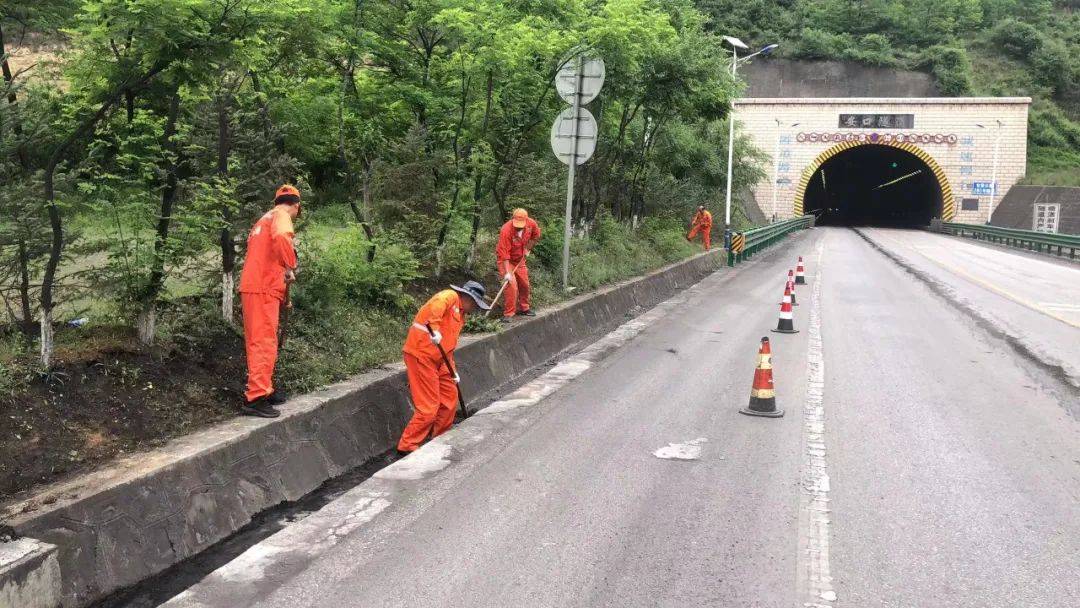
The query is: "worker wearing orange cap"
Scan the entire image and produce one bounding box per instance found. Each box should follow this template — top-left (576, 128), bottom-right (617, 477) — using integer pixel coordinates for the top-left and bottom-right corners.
top-left (239, 185), bottom-right (301, 418)
top-left (687, 205), bottom-right (713, 251)
top-left (397, 280), bottom-right (491, 454)
top-left (495, 208), bottom-right (541, 322)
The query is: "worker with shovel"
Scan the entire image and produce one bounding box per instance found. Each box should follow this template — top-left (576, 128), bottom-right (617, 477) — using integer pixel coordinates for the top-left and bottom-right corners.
top-left (397, 280), bottom-right (491, 455)
top-left (687, 205), bottom-right (713, 251)
top-left (495, 208), bottom-right (541, 323)
top-left (239, 185), bottom-right (301, 418)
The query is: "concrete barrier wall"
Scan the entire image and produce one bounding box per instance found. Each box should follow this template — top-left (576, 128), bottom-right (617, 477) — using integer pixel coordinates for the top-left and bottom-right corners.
top-left (0, 539), bottom-right (61, 608)
top-left (1, 248), bottom-right (725, 607)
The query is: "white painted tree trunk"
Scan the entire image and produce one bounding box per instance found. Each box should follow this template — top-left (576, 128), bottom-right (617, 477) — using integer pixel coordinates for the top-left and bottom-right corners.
top-left (39, 308), bottom-right (53, 369)
top-left (222, 271), bottom-right (234, 324)
top-left (465, 241), bottom-right (476, 270)
top-left (434, 246), bottom-right (444, 278)
top-left (137, 303), bottom-right (156, 346)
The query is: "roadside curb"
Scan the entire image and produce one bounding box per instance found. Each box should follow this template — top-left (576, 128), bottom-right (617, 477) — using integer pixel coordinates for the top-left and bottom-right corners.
top-left (2, 248), bottom-right (725, 607)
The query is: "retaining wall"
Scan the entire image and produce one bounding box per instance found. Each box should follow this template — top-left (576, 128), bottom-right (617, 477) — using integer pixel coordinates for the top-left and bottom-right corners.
top-left (1, 248), bottom-right (725, 607)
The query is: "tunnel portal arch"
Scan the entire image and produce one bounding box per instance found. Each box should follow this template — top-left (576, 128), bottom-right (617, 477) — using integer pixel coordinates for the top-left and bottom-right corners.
top-left (793, 140), bottom-right (955, 223)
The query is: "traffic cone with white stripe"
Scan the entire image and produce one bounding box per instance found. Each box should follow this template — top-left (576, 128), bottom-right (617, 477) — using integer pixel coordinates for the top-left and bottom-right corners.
top-left (779, 284), bottom-right (795, 309)
top-left (795, 257), bottom-right (807, 285)
top-left (740, 337), bottom-right (783, 418)
top-left (787, 270), bottom-right (798, 306)
top-left (772, 287), bottom-right (799, 334)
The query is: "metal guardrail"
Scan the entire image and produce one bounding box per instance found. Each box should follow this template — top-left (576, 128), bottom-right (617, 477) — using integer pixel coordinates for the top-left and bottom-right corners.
top-left (939, 222), bottom-right (1079, 260)
top-left (728, 215), bottom-right (815, 267)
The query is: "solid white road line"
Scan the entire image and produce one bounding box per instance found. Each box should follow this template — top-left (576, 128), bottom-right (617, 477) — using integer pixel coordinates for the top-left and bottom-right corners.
top-left (797, 236), bottom-right (836, 607)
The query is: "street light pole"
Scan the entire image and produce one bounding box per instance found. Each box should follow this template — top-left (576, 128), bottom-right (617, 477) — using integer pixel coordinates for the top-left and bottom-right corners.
top-left (720, 37), bottom-right (777, 249)
top-left (989, 119), bottom-right (1003, 224)
top-left (723, 44), bottom-right (738, 248)
top-left (977, 120), bottom-right (1004, 224)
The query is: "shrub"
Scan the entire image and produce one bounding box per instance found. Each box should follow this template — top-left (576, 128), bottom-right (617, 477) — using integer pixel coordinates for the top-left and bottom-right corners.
top-left (920, 45), bottom-right (974, 96)
top-left (292, 227), bottom-right (420, 312)
top-left (795, 28), bottom-right (854, 61)
top-left (1030, 39), bottom-right (1076, 96)
top-left (990, 18), bottom-right (1042, 59)
top-left (843, 34), bottom-right (899, 67)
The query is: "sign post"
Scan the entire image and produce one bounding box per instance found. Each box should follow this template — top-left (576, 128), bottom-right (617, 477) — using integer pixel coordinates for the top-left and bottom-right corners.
top-left (551, 54), bottom-right (604, 290)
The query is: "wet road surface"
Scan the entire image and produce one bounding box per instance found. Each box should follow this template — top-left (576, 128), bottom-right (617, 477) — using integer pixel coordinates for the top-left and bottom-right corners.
top-left (160, 227), bottom-right (1079, 608)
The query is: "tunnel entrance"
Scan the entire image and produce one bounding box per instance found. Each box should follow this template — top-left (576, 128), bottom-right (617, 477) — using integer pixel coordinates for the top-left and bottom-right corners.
top-left (801, 144), bottom-right (944, 227)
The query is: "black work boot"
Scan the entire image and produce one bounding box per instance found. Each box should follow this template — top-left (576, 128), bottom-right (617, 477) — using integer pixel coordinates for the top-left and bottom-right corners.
top-left (241, 397), bottom-right (281, 418)
top-left (519, 309), bottom-right (536, 317)
top-left (499, 316), bottom-right (512, 324)
top-left (266, 391), bottom-right (288, 405)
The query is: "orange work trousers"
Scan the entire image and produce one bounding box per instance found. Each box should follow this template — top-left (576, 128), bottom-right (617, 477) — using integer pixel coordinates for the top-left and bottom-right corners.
top-left (688, 224), bottom-right (712, 251)
top-left (397, 352), bottom-right (459, 452)
top-left (502, 261), bottom-right (531, 318)
top-left (242, 292), bottom-right (282, 402)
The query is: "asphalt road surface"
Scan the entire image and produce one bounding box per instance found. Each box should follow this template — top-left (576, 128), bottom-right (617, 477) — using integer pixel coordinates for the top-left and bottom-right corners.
top-left (165, 227), bottom-right (1079, 608)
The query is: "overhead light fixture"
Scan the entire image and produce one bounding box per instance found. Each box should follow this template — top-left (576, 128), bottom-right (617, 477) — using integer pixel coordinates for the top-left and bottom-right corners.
top-left (722, 36), bottom-right (749, 50)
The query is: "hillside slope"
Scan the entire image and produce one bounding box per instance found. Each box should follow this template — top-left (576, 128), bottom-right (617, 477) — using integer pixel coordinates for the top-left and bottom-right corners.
top-left (697, 0), bottom-right (1080, 185)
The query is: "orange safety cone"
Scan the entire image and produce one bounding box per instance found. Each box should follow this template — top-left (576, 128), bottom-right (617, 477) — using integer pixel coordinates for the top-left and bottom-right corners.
top-left (795, 257), bottom-right (807, 285)
top-left (786, 270), bottom-right (798, 306)
top-left (779, 283), bottom-right (795, 309)
top-left (772, 288), bottom-right (799, 334)
top-left (785, 279), bottom-right (799, 306)
top-left (740, 337), bottom-right (783, 417)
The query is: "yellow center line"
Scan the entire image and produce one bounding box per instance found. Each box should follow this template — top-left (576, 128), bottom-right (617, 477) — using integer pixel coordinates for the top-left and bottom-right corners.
top-left (868, 230), bottom-right (1080, 329)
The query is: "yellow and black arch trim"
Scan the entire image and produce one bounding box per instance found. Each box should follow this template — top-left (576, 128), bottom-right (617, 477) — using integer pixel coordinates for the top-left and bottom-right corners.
top-left (792, 140), bottom-right (955, 222)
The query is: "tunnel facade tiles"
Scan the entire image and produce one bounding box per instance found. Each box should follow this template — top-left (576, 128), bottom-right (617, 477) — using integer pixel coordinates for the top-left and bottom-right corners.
top-left (735, 97), bottom-right (1031, 224)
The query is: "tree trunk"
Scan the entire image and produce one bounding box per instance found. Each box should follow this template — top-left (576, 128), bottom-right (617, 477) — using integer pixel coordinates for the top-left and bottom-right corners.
top-left (249, 72), bottom-right (286, 154)
top-left (217, 94), bottom-right (235, 324)
top-left (16, 239), bottom-right (33, 335)
top-left (357, 159), bottom-right (377, 262)
top-left (465, 71), bottom-right (493, 270)
top-left (1, 23), bottom-right (29, 169)
top-left (137, 91), bottom-right (182, 346)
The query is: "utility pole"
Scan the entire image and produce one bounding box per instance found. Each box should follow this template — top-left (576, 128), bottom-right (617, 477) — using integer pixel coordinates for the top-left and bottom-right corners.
top-left (561, 56), bottom-right (582, 290)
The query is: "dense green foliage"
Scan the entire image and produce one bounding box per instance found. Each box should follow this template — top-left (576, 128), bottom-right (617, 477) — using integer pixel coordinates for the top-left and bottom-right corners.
top-left (0, 0), bottom-right (762, 369)
top-left (697, 0), bottom-right (1080, 184)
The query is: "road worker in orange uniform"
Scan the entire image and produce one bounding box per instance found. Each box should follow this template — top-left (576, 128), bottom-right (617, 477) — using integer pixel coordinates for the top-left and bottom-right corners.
top-left (397, 281), bottom-right (491, 454)
top-left (239, 185), bottom-right (301, 418)
top-left (496, 208), bottom-right (541, 323)
top-left (687, 205), bottom-right (713, 251)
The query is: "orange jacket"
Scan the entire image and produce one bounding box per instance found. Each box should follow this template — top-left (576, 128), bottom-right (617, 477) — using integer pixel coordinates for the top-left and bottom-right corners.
top-left (692, 210), bottom-right (713, 228)
top-left (239, 205), bottom-right (297, 300)
top-left (496, 218), bottom-right (541, 269)
top-left (403, 290), bottom-right (466, 360)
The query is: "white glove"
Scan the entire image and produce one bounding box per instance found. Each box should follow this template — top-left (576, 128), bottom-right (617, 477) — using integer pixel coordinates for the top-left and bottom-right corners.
top-left (429, 330), bottom-right (442, 346)
top-left (503, 272), bottom-right (513, 283)
top-left (453, 372), bottom-right (461, 384)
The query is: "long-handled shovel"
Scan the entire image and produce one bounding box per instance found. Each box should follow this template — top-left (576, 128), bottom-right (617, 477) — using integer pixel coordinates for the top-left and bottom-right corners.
top-left (424, 323), bottom-right (469, 419)
top-left (485, 257), bottom-right (526, 318)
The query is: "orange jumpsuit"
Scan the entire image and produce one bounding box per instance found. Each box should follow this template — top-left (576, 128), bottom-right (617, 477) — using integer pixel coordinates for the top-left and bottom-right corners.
top-left (495, 218), bottom-right (541, 318)
top-left (397, 290), bottom-right (466, 452)
top-left (239, 206), bottom-right (297, 403)
top-left (688, 210), bottom-right (713, 251)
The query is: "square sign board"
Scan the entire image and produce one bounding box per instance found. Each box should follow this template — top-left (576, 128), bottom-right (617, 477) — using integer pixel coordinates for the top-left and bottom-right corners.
top-left (838, 114), bottom-right (915, 129)
top-left (971, 181), bottom-right (996, 196)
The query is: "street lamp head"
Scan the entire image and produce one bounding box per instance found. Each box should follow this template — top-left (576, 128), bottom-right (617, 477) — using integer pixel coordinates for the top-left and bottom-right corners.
top-left (760, 44), bottom-right (779, 55)
top-left (722, 35), bottom-right (749, 50)
top-left (975, 124), bottom-right (985, 129)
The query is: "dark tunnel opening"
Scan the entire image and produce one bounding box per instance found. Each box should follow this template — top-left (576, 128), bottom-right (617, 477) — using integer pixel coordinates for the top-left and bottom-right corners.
top-left (803, 144), bottom-right (943, 227)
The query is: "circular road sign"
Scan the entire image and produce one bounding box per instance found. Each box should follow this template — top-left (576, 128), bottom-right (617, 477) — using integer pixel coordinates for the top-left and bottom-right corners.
top-left (550, 106), bottom-right (598, 166)
top-left (556, 56), bottom-right (606, 106)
